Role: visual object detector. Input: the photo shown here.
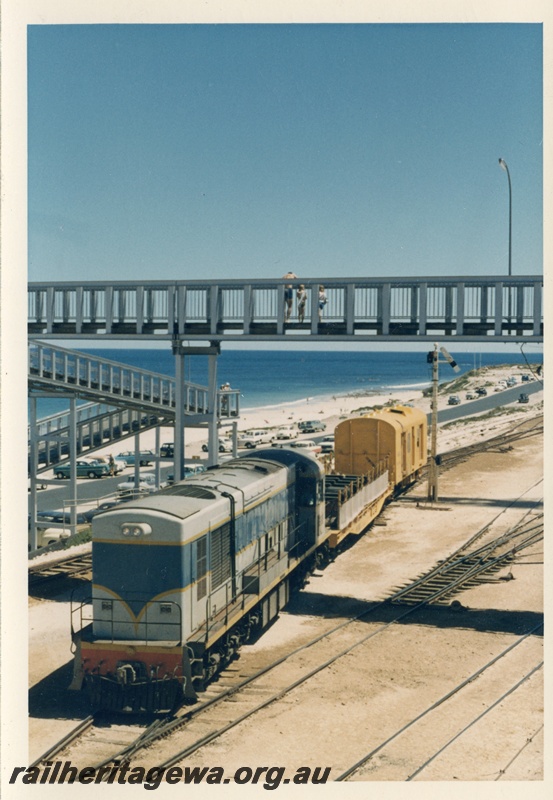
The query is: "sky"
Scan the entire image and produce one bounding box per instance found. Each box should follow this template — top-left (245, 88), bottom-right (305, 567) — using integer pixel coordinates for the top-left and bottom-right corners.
top-left (27, 22), bottom-right (543, 284)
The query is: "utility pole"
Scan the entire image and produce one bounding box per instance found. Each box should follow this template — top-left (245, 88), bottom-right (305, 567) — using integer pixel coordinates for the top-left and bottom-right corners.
top-left (427, 344), bottom-right (460, 502)
top-left (428, 344), bottom-right (439, 502)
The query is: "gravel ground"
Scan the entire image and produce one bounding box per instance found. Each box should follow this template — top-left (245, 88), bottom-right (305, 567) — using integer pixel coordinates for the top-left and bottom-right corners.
top-left (27, 409), bottom-right (544, 784)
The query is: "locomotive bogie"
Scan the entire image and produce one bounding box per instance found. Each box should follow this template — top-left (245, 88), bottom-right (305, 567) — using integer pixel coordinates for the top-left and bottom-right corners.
top-left (71, 415), bottom-right (428, 713)
top-left (71, 452), bottom-right (325, 711)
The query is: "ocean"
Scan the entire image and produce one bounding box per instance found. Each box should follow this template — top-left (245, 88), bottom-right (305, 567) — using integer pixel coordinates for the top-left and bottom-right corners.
top-left (31, 347), bottom-right (543, 420)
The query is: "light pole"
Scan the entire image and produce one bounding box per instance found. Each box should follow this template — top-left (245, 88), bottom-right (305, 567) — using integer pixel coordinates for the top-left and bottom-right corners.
top-left (498, 158), bottom-right (512, 276)
top-left (498, 158), bottom-right (512, 327)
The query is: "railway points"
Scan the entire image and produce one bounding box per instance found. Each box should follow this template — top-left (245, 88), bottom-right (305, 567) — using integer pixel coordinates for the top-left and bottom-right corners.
top-left (28, 410), bottom-right (543, 780)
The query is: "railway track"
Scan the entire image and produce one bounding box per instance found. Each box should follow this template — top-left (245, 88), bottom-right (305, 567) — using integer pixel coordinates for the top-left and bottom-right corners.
top-left (28, 413), bottom-right (543, 777)
top-left (28, 552), bottom-right (92, 590)
top-left (434, 417), bottom-right (543, 474)
top-left (390, 496), bottom-right (543, 606)
top-left (336, 636), bottom-right (543, 781)
top-left (27, 416), bottom-right (543, 593)
top-left (30, 494), bottom-right (543, 779)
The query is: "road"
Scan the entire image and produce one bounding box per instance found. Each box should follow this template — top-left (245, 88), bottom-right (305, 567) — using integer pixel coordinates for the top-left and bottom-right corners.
top-left (434, 379), bottom-right (542, 424)
top-left (33, 463), bottom-right (176, 512)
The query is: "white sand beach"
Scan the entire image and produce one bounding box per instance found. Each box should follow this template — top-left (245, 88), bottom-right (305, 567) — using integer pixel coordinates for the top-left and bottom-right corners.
top-left (87, 361), bottom-right (543, 463)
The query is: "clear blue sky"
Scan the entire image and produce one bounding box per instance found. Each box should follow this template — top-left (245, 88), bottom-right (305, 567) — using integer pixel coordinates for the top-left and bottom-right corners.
top-left (27, 23), bottom-right (543, 283)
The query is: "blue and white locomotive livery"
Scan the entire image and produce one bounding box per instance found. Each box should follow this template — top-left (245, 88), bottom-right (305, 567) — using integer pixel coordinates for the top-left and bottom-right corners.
top-left (70, 406), bottom-right (427, 713)
top-left (71, 449), bottom-right (325, 712)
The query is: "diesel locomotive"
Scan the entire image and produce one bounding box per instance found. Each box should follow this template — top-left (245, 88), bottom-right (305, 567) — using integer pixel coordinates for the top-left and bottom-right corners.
top-left (70, 405), bottom-right (426, 713)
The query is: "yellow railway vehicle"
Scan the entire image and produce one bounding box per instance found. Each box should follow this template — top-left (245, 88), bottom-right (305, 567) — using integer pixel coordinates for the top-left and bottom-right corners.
top-left (334, 405), bottom-right (427, 489)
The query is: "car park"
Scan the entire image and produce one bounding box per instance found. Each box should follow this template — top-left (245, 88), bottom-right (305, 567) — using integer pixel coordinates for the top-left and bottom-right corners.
top-left (447, 395), bottom-right (461, 405)
top-left (116, 450), bottom-right (155, 466)
top-left (55, 459), bottom-right (111, 479)
top-left (518, 393), bottom-right (529, 404)
top-left (298, 420), bottom-right (327, 433)
top-left (465, 391), bottom-right (477, 400)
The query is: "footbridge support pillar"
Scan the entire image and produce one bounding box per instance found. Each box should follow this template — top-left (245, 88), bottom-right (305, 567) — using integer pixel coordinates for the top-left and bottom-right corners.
top-left (172, 339), bottom-right (221, 481)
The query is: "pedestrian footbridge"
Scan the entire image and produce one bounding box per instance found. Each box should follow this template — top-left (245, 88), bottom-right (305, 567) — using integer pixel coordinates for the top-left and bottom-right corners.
top-left (29, 341), bottom-right (240, 473)
top-left (28, 275), bottom-right (543, 343)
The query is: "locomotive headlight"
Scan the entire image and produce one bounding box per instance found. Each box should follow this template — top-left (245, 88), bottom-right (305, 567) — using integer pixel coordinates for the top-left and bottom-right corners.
top-left (121, 523), bottom-right (152, 537)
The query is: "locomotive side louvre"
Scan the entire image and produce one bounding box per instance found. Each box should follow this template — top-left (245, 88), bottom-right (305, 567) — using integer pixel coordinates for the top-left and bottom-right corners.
top-left (70, 418), bottom-right (428, 713)
top-left (71, 453), bottom-right (325, 711)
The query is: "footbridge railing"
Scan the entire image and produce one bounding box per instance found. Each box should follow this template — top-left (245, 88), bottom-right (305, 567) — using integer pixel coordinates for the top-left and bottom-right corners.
top-left (29, 341), bottom-right (240, 417)
top-left (28, 276), bottom-right (543, 342)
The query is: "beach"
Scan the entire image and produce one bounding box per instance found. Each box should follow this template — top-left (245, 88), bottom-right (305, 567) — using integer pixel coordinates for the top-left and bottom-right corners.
top-left (84, 362), bottom-right (543, 466)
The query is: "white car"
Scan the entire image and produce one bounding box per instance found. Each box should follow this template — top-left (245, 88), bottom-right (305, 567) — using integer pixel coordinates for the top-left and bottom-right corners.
top-left (202, 439), bottom-right (233, 453)
top-left (237, 429), bottom-right (273, 449)
top-left (291, 439), bottom-right (322, 455)
top-left (465, 391), bottom-right (478, 400)
top-left (117, 474), bottom-right (165, 495)
top-left (275, 426), bottom-right (298, 440)
top-left (34, 527), bottom-right (72, 549)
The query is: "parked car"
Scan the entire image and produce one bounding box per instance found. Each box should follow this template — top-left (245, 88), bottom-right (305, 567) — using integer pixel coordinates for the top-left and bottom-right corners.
top-left (475, 387), bottom-right (488, 396)
top-left (55, 459), bottom-right (111, 480)
top-left (447, 395), bottom-right (461, 405)
top-left (31, 510), bottom-right (90, 549)
top-left (291, 439), bottom-right (322, 455)
top-left (116, 450), bottom-right (155, 466)
top-left (465, 391), bottom-right (477, 400)
top-left (298, 420), bottom-right (327, 433)
top-left (320, 441), bottom-right (334, 454)
top-left (237, 429), bottom-right (273, 449)
top-left (521, 374), bottom-right (531, 382)
top-left (160, 443), bottom-right (174, 458)
top-left (34, 527), bottom-right (72, 549)
top-left (493, 385), bottom-right (505, 392)
top-left (202, 439), bottom-right (233, 453)
top-left (518, 393), bottom-right (529, 404)
top-left (506, 377), bottom-right (517, 386)
top-left (275, 426), bottom-right (298, 440)
top-left (81, 455), bottom-right (125, 474)
top-left (117, 473), bottom-right (165, 495)
top-left (167, 463), bottom-right (207, 484)
top-left (36, 509), bottom-right (90, 525)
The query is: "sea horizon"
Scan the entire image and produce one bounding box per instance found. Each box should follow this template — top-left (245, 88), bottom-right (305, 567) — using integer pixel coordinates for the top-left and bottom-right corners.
top-left (30, 348), bottom-right (543, 421)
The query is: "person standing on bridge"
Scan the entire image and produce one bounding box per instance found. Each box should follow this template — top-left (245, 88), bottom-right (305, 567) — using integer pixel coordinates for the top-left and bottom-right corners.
top-left (318, 285), bottom-right (327, 321)
top-left (296, 284), bottom-right (307, 323)
top-left (282, 271), bottom-right (298, 322)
